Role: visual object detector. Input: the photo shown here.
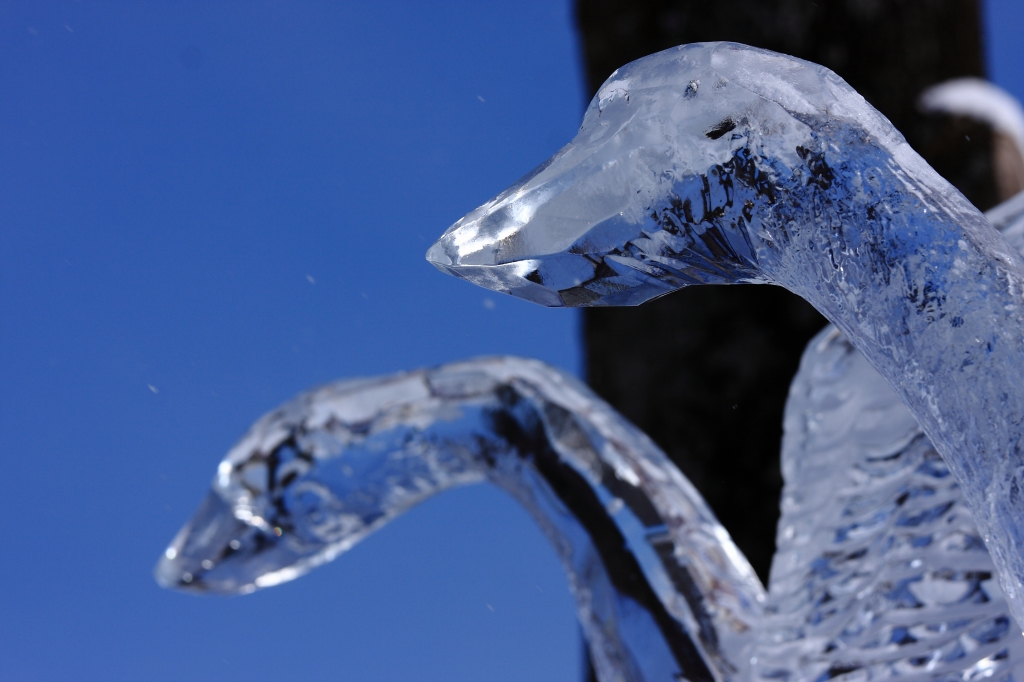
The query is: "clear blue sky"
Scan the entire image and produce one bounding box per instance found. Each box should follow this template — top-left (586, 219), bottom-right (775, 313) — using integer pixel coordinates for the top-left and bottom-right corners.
top-left (1, 2), bottom-right (1022, 680)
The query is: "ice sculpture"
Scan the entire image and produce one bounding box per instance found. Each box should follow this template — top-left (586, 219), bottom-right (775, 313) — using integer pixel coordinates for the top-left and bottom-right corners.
top-left (155, 200), bottom-right (1024, 682)
top-left (155, 357), bottom-right (765, 682)
top-left (759, 327), bottom-right (1024, 682)
top-left (426, 41), bottom-right (1024, 633)
top-left (752, 192), bottom-right (1024, 682)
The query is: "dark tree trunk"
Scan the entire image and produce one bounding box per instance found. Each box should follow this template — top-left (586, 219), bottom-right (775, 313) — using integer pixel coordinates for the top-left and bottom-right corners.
top-left (574, 7), bottom-right (990, 677)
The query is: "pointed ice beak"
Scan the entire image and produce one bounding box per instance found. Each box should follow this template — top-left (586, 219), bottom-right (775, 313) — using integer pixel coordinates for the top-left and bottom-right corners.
top-left (425, 157), bottom-right (680, 309)
top-left (429, 205), bottom-right (687, 306)
top-left (154, 491), bottom-right (250, 593)
top-left (426, 231), bottom-right (569, 307)
top-left (154, 490), bottom-right (314, 595)
top-left (424, 239), bottom-right (451, 268)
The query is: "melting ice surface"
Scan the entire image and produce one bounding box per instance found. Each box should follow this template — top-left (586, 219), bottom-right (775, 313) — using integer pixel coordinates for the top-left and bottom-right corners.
top-left (427, 42), bottom-right (1024, 639)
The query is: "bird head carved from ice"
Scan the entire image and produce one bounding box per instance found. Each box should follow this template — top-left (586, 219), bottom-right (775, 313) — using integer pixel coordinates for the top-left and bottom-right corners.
top-left (154, 371), bottom-right (493, 594)
top-left (426, 42), bottom-right (909, 306)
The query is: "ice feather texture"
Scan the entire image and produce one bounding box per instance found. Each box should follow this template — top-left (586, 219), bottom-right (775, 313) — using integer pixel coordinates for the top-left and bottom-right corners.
top-left (428, 42), bottom-right (1024, 637)
top-left (754, 194), bottom-right (1024, 682)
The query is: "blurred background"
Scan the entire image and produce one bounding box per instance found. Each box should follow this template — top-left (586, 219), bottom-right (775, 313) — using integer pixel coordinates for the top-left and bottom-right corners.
top-left (1, 2), bottom-right (1022, 680)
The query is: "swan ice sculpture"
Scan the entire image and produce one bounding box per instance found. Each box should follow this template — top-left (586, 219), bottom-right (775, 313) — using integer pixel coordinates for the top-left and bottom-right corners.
top-left (155, 357), bottom-right (765, 682)
top-left (155, 197), bottom-right (1024, 682)
top-left (426, 42), bottom-right (1024, 634)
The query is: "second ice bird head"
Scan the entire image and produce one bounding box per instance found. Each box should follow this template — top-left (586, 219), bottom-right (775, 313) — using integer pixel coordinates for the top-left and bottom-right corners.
top-left (154, 371), bottom-right (488, 595)
top-left (426, 41), bottom-right (903, 306)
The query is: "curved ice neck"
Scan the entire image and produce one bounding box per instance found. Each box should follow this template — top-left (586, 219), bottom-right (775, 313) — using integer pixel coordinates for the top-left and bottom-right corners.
top-left (161, 358), bottom-right (764, 682)
top-left (478, 376), bottom-right (763, 682)
top-left (483, 408), bottom-right (714, 682)
top-left (755, 138), bottom-right (1024, 628)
